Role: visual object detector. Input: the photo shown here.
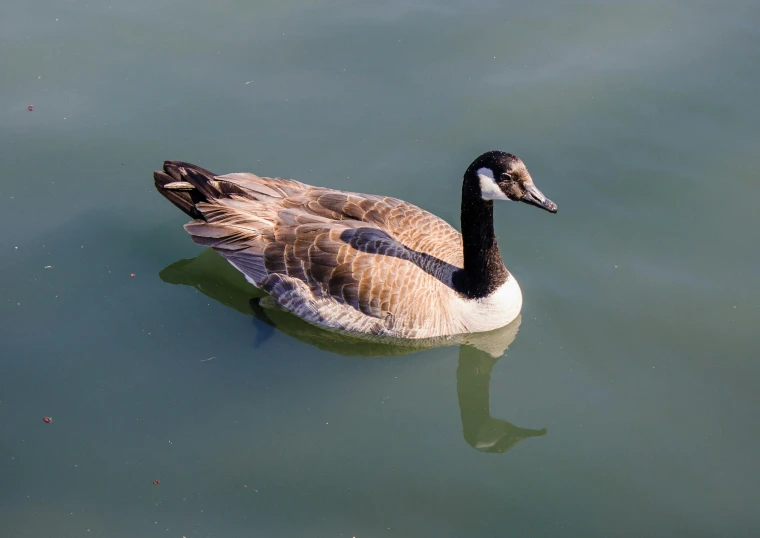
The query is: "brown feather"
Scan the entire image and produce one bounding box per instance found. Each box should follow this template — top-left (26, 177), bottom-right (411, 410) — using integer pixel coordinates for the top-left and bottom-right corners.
top-left (154, 160), bottom-right (467, 336)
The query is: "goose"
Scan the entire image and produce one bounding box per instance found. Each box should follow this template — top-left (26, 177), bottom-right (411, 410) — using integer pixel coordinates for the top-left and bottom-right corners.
top-left (154, 151), bottom-right (557, 339)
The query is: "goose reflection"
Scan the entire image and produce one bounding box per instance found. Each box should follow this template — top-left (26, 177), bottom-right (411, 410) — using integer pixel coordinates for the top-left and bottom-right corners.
top-left (160, 249), bottom-right (547, 453)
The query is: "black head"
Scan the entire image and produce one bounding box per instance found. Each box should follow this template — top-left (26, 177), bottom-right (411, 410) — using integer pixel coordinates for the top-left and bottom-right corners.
top-left (465, 151), bottom-right (557, 213)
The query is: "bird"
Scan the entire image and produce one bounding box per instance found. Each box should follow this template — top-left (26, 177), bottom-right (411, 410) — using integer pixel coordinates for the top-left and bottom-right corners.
top-left (154, 151), bottom-right (557, 339)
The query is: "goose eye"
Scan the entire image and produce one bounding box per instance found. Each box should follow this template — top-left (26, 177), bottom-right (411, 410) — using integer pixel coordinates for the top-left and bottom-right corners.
top-left (500, 173), bottom-right (512, 181)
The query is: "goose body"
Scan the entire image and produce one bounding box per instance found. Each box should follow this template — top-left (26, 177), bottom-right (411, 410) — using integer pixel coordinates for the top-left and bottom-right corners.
top-left (154, 151), bottom-right (556, 339)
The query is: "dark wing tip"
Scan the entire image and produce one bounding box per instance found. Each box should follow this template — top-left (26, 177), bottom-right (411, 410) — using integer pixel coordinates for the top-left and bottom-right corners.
top-left (162, 160), bottom-right (217, 179)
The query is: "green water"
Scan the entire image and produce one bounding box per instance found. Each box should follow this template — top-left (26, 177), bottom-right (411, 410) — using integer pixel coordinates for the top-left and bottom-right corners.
top-left (2, 1), bottom-right (759, 536)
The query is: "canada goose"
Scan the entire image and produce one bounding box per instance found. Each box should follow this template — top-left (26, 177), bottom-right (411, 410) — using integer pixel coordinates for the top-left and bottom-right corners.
top-left (154, 151), bottom-right (557, 339)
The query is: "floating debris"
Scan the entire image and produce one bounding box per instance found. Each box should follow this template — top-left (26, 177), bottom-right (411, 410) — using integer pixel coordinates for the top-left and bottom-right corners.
top-left (43, 417), bottom-right (52, 424)
top-left (130, 273), bottom-right (136, 277)
top-left (44, 265), bottom-right (53, 269)
top-left (153, 480), bottom-right (160, 486)
top-left (28, 105), bottom-right (34, 111)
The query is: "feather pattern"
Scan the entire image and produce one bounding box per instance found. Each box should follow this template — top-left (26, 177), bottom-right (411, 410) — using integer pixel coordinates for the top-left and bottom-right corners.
top-left (154, 158), bottom-right (530, 338)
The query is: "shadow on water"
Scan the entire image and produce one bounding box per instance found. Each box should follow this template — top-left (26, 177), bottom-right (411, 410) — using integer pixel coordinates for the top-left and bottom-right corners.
top-left (160, 249), bottom-right (547, 454)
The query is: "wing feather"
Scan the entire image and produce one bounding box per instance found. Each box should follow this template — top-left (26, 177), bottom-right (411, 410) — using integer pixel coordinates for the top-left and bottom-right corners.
top-left (178, 173), bottom-right (462, 335)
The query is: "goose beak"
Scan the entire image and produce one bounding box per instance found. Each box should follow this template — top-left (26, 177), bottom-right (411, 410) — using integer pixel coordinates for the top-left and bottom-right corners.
top-left (522, 184), bottom-right (557, 214)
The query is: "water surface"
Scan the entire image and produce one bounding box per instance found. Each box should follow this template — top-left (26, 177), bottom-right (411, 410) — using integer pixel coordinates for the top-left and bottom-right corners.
top-left (2, 0), bottom-right (759, 536)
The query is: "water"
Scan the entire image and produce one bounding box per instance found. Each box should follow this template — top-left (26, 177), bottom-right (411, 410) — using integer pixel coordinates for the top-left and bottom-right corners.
top-left (2, 0), bottom-right (759, 536)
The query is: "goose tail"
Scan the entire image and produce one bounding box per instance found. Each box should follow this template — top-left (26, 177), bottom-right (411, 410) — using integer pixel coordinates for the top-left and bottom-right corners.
top-left (153, 160), bottom-right (219, 220)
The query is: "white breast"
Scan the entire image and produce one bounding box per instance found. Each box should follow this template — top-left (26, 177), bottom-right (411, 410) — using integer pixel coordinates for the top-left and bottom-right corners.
top-left (449, 275), bottom-right (523, 333)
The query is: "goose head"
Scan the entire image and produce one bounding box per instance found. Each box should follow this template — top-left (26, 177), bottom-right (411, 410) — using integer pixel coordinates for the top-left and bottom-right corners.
top-left (466, 151), bottom-right (557, 213)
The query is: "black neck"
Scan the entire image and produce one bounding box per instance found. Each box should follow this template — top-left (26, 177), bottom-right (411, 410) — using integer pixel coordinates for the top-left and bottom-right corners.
top-left (453, 174), bottom-right (510, 298)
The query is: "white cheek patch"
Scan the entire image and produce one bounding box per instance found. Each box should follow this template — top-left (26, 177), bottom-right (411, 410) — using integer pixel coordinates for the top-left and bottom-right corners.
top-left (477, 167), bottom-right (510, 201)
